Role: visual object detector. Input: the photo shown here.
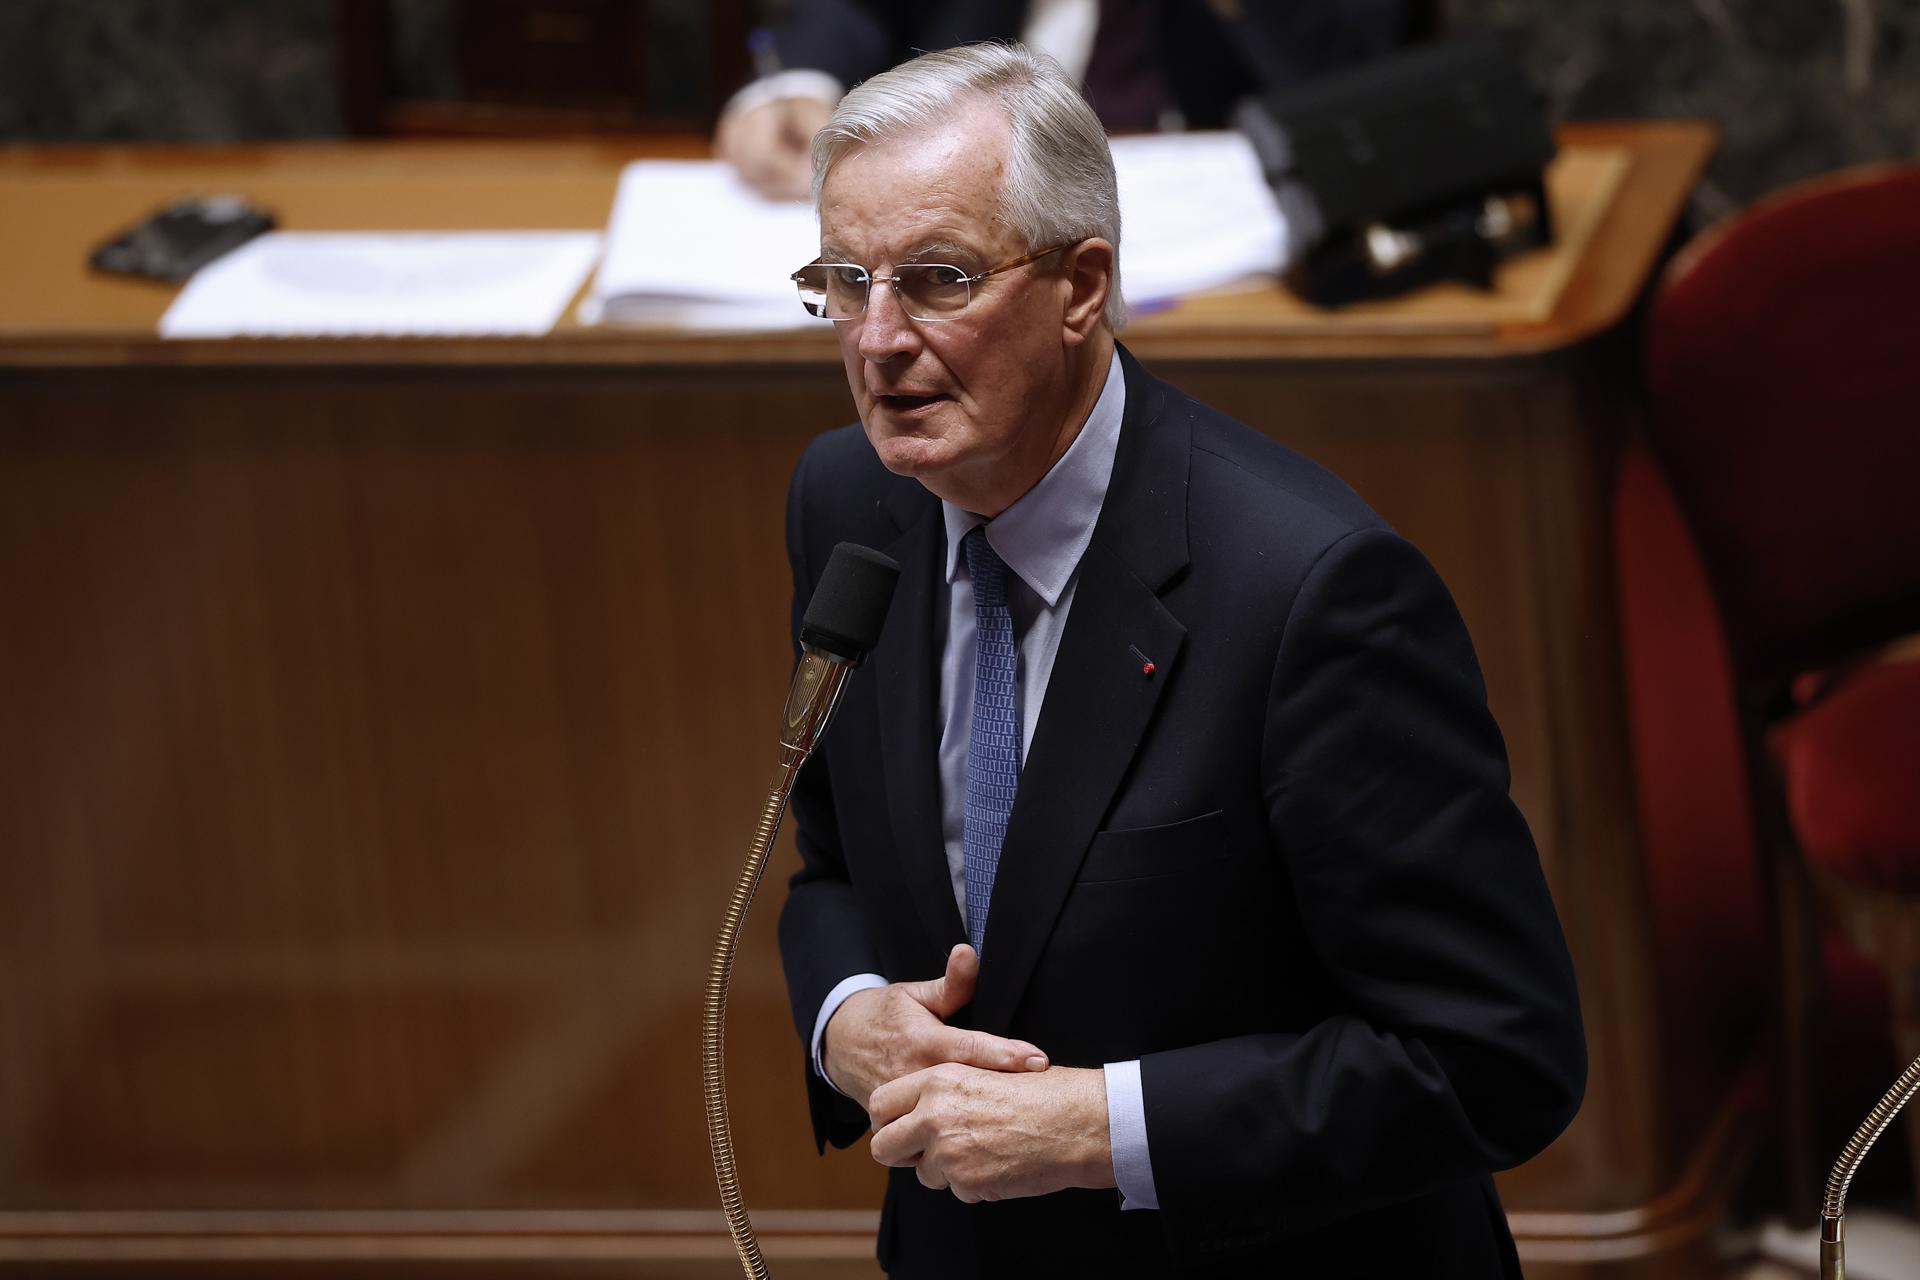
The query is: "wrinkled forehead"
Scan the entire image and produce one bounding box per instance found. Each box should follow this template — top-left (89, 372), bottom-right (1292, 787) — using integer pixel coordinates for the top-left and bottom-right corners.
top-left (817, 104), bottom-right (1017, 262)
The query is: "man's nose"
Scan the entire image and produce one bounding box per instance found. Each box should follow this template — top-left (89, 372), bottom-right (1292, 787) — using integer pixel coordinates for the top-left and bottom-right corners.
top-left (856, 276), bottom-right (919, 363)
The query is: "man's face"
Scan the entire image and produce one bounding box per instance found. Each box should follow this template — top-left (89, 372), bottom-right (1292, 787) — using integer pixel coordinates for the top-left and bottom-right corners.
top-left (816, 101), bottom-right (1084, 514)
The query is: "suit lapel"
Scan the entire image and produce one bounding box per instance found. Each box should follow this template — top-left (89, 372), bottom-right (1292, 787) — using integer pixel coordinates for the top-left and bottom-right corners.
top-left (973, 348), bottom-right (1192, 1034)
top-left (872, 485), bottom-right (968, 954)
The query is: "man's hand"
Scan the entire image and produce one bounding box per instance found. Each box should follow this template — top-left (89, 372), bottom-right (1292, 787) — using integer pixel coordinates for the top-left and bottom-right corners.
top-left (868, 1064), bottom-right (1116, 1203)
top-left (715, 96), bottom-right (833, 201)
top-left (822, 944), bottom-right (1048, 1110)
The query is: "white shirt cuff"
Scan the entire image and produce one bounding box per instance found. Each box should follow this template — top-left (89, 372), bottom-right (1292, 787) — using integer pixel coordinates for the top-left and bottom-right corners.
top-left (721, 70), bottom-right (846, 120)
top-left (811, 972), bottom-right (889, 1096)
top-left (1103, 1059), bottom-right (1160, 1210)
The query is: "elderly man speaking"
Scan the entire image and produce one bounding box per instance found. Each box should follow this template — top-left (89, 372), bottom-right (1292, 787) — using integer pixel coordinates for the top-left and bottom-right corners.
top-left (777, 43), bottom-right (1586, 1278)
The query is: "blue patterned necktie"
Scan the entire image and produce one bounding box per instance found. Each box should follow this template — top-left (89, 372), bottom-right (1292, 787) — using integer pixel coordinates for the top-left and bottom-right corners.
top-left (962, 526), bottom-right (1021, 956)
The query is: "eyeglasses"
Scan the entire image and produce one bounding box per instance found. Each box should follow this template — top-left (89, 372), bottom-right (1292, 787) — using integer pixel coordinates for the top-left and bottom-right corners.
top-left (790, 244), bottom-right (1070, 321)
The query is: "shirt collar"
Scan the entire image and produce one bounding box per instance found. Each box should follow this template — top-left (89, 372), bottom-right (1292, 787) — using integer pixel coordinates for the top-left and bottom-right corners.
top-left (942, 348), bottom-right (1125, 607)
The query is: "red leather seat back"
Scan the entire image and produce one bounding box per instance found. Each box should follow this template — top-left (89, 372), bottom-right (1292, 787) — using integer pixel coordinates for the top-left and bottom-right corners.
top-left (1645, 165), bottom-right (1920, 683)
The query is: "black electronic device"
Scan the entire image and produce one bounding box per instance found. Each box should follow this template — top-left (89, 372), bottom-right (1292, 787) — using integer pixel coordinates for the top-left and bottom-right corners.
top-left (89, 196), bottom-right (276, 283)
top-left (1235, 33), bottom-right (1557, 306)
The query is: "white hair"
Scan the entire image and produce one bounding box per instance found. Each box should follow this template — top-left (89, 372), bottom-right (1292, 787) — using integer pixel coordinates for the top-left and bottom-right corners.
top-left (812, 42), bottom-right (1126, 330)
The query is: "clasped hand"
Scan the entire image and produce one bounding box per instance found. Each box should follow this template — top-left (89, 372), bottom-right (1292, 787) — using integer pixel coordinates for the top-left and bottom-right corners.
top-left (822, 944), bottom-right (1114, 1202)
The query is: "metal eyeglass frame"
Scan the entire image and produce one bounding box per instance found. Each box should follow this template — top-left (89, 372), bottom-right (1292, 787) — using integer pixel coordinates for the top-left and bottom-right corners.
top-left (791, 243), bottom-right (1071, 322)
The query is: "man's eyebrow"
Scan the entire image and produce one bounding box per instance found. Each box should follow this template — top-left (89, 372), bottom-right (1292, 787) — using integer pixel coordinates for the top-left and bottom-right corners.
top-left (900, 239), bottom-right (978, 263)
top-left (814, 239), bottom-right (982, 266)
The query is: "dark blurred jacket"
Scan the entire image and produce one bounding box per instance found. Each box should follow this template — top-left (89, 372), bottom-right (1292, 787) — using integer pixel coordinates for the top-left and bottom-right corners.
top-left (768, 0), bottom-right (1419, 128)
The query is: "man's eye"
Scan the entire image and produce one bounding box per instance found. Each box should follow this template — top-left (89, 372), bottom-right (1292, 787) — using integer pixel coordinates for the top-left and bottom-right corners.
top-left (922, 265), bottom-right (968, 288)
top-left (828, 266), bottom-right (867, 287)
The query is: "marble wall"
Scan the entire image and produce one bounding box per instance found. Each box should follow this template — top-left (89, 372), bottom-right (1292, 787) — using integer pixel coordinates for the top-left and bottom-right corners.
top-left (1455, 0), bottom-right (1920, 218)
top-left (0, 1), bottom-right (342, 140)
top-left (0, 0), bottom-right (713, 141)
top-left (1, 0), bottom-right (1916, 213)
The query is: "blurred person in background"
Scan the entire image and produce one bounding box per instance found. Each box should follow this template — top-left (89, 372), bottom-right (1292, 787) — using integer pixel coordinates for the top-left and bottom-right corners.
top-left (718, 0), bottom-right (1420, 199)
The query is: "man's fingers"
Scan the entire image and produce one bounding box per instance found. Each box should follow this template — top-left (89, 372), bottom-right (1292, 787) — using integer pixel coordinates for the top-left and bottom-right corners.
top-left (832, 950), bottom-right (1045, 1103)
top-left (868, 1069), bottom-right (925, 1130)
top-left (774, 99), bottom-right (813, 151)
top-left (869, 1102), bottom-right (930, 1167)
top-left (753, 136), bottom-right (811, 201)
top-left (872, 1107), bottom-right (945, 1190)
top-left (943, 941), bottom-right (979, 991)
top-left (741, 143), bottom-right (805, 201)
top-left (766, 101), bottom-right (825, 200)
top-left (910, 943), bottom-right (979, 1019)
top-left (934, 1024), bottom-right (1048, 1075)
top-left (870, 1118), bottom-right (923, 1169)
top-left (717, 101), bottom-right (813, 201)
top-left (777, 97), bottom-right (831, 148)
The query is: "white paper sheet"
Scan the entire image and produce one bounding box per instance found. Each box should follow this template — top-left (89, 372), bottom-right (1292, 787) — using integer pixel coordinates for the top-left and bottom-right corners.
top-left (159, 231), bottom-right (603, 339)
top-left (1107, 132), bottom-right (1291, 309)
top-left (580, 163), bottom-right (817, 327)
top-left (583, 133), bottom-right (1288, 330)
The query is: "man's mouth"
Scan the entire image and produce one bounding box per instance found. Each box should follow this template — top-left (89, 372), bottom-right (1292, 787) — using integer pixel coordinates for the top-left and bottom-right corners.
top-left (874, 392), bottom-right (949, 413)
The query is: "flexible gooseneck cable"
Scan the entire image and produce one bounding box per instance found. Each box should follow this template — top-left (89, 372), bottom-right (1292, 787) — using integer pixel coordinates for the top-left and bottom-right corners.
top-left (1820, 1052), bottom-right (1920, 1280)
top-left (702, 753), bottom-right (804, 1280)
top-left (700, 541), bottom-right (899, 1280)
top-left (702, 649), bottom-right (856, 1280)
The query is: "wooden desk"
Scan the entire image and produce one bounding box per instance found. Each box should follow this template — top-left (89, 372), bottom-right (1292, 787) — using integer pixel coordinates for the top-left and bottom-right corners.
top-left (0, 124), bottom-right (1719, 1277)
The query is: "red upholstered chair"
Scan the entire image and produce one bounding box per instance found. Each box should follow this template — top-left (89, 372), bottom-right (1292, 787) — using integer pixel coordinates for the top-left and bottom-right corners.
top-left (1641, 163), bottom-right (1920, 1212)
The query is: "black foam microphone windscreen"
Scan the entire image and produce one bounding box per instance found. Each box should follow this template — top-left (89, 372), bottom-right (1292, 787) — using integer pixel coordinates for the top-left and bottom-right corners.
top-left (799, 542), bottom-right (900, 662)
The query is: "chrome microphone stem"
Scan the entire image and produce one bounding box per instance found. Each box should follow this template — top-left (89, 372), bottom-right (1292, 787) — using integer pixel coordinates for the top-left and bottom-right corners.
top-left (780, 647), bottom-right (857, 755)
top-left (1819, 1051), bottom-right (1920, 1280)
top-left (1820, 1220), bottom-right (1844, 1280)
top-left (704, 646), bottom-right (861, 1280)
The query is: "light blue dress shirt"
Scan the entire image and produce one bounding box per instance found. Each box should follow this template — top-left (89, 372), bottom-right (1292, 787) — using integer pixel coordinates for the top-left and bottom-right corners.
top-left (810, 349), bottom-right (1159, 1210)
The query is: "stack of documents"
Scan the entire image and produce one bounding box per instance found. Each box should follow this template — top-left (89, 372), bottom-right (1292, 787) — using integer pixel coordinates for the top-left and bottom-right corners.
top-left (1107, 132), bottom-right (1293, 309)
top-left (160, 232), bottom-right (603, 339)
top-left (582, 132), bottom-right (1289, 330)
top-left (579, 165), bottom-right (816, 330)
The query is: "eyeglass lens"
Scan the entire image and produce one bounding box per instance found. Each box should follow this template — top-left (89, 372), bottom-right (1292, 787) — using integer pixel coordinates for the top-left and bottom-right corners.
top-left (793, 264), bottom-right (972, 320)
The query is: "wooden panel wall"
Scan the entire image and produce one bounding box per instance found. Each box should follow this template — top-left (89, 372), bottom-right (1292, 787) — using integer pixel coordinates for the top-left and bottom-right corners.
top-left (0, 351), bottom-right (1707, 1275)
top-left (0, 366), bottom-right (879, 1216)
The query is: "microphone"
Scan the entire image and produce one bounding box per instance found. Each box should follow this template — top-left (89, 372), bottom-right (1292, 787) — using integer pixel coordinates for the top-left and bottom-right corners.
top-left (782, 541), bottom-right (901, 755)
top-left (703, 542), bottom-right (899, 1280)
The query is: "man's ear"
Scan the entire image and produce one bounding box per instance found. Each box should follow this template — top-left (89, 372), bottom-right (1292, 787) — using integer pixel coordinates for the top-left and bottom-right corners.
top-left (1059, 238), bottom-right (1114, 343)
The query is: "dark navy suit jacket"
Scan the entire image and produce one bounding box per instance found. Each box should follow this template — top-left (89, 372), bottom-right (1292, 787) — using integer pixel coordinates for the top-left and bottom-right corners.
top-left (779, 347), bottom-right (1586, 1277)
top-left (768, 0), bottom-right (1416, 129)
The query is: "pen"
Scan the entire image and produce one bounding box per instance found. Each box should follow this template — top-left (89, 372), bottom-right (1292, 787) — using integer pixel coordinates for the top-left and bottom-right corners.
top-left (748, 28), bottom-right (781, 79)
